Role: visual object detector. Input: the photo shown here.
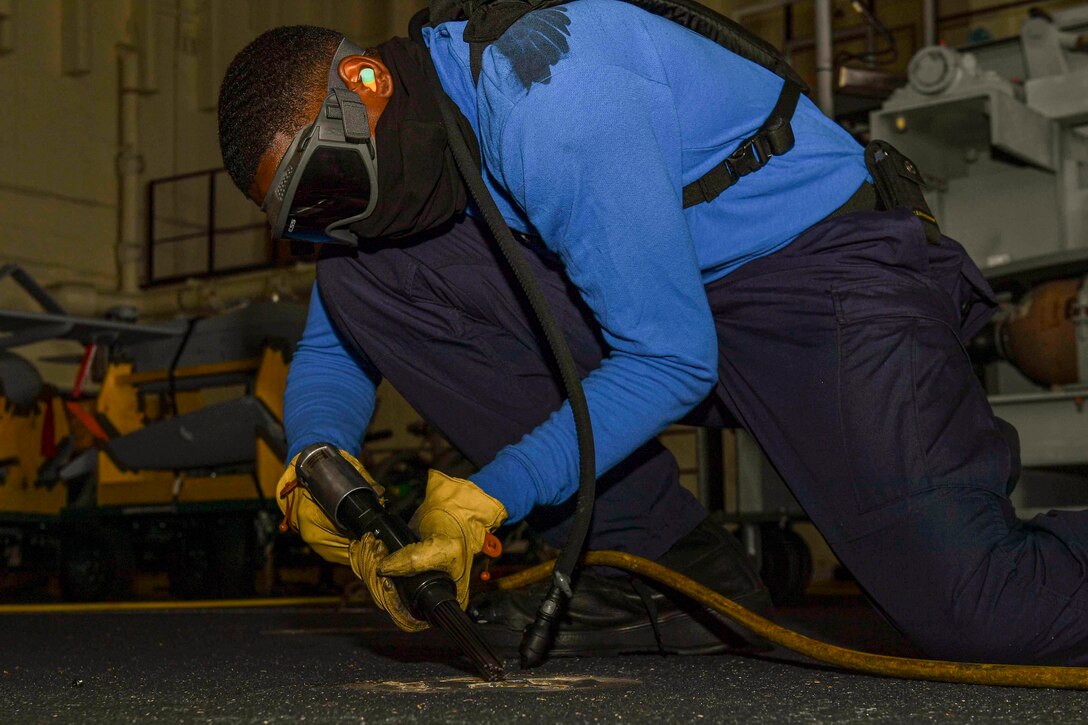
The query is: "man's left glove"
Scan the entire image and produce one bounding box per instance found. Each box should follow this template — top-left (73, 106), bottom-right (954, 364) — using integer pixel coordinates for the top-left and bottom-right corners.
top-left (379, 469), bottom-right (508, 612)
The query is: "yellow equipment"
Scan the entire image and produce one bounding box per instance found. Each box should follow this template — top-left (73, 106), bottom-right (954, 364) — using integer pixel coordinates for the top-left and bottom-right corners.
top-left (0, 384), bottom-right (69, 517)
top-left (94, 347), bottom-right (289, 507)
top-left (0, 265), bottom-right (307, 601)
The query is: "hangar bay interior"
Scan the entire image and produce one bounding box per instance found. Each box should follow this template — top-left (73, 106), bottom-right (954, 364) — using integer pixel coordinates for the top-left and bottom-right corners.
top-left (2, 0), bottom-right (1088, 722)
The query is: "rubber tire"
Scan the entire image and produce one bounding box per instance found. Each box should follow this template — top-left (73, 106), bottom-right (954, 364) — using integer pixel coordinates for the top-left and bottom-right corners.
top-left (757, 523), bottom-right (813, 606)
top-left (60, 524), bottom-right (136, 601)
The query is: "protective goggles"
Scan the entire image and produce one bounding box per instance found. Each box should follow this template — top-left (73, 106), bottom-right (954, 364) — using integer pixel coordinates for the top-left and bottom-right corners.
top-left (262, 39), bottom-right (376, 246)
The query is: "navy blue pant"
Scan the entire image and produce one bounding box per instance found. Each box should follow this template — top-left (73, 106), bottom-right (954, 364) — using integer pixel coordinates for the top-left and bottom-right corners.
top-left (318, 209), bottom-right (1088, 665)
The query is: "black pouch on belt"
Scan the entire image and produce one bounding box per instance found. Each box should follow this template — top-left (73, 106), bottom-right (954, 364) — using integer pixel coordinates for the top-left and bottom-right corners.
top-left (864, 140), bottom-right (942, 244)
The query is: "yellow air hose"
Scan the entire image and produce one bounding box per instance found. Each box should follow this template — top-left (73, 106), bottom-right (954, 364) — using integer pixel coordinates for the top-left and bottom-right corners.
top-left (494, 550), bottom-right (1088, 690)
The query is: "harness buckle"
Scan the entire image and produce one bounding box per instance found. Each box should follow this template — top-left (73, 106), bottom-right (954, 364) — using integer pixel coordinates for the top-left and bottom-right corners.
top-left (727, 135), bottom-right (773, 178)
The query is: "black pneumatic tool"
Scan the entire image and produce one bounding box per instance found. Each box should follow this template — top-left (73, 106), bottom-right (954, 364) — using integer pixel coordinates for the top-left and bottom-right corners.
top-left (295, 442), bottom-right (505, 682)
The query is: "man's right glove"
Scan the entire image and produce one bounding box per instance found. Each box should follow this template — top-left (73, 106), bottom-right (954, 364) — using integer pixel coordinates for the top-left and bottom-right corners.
top-left (350, 532), bottom-right (429, 632)
top-left (275, 449), bottom-right (377, 566)
top-left (275, 450), bottom-right (424, 631)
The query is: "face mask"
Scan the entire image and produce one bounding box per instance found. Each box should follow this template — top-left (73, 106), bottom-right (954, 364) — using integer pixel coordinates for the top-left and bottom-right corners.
top-left (347, 37), bottom-right (468, 241)
top-left (261, 38), bottom-right (379, 246)
top-left (262, 36), bottom-right (467, 247)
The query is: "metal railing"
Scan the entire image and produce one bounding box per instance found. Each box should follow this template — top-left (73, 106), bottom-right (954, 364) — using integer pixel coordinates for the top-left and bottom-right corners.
top-left (144, 168), bottom-right (274, 287)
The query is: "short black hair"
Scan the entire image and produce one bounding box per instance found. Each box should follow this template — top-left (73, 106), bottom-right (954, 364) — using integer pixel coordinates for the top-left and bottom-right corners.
top-left (218, 25), bottom-right (344, 197)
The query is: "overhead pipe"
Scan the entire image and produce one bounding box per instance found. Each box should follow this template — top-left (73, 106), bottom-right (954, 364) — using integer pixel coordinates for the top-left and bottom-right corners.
top-left (117, 36), bottom-right (144, 295)
top-left (814, 0), bottom-right (835, 117)
top-left (728, 0), bottom-right (838, 117)
top-left (733, 0), bottom-right (801, 21)
top-left (923, 0), bottom-right (938, 47)
top-left (937, 0), bottom-right (1049, 26)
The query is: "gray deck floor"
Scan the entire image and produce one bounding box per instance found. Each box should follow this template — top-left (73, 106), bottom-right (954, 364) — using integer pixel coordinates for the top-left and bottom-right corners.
top-left (2, 598), bottom-right (1087, 724)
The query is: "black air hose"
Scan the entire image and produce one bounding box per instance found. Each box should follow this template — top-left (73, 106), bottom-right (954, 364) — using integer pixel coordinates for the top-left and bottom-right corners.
top-left (409, 9), bottom-right (596, 667)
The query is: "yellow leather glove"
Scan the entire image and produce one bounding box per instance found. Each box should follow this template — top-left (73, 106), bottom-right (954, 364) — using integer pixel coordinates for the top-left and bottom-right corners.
top-left (350, 533), bottom-right (428, 632)
top-left (275, 450), bottom-right (380, 566)
top-left (379, 469), bottom-right (508, 612)
top-left (274, 452), bottom-right (427, 631)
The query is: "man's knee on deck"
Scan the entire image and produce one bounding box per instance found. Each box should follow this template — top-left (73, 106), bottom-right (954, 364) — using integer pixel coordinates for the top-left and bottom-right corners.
top-left (841, 487), bottom-right (1087, 664)
top-left (903, 500), bottom-right (1088, 664)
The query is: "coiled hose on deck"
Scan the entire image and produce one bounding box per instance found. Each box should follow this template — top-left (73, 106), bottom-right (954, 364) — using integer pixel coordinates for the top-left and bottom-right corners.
top-left (495, 550), bottom-right (1088, 690)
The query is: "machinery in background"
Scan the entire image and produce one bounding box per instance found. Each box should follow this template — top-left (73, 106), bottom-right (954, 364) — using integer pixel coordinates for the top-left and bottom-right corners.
top-left (968, 275), bottom-right (1088, 515)
top-left (866, 4), bottom-right (1088, 518)
top-left (872, 6), bottom-right (1088, 265)
top-left (0, 264), bottom-right (305, 600)
top-left (974, 277), bottom-right (1088, 388)
top-left (730, 6), bottom-right (1088, 592)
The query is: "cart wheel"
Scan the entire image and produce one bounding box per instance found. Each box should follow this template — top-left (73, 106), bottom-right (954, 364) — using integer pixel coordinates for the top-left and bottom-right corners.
top-left (61, 524), bottom-right (135, 601)
top-left (757, 523), bottom-right (813, 606)
top-left (168, 517), bottom-right (257, 599)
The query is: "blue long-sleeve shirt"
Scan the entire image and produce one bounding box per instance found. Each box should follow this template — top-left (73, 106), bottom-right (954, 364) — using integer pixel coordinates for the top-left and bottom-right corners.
top-left (285, 285), bottom-right (381, 460)
top-left (286, 0), bottom-right (869, 521)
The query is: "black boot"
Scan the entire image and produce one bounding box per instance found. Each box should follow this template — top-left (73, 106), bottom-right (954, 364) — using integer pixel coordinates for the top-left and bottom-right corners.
top-left (468, 518), bottom-right (772, 658)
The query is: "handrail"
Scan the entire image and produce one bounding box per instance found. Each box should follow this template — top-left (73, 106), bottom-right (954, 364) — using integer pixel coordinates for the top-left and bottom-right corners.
top-left (144, 168), bottom-right (276, 288)
top-left (116, 358), bottom-right (262, 386)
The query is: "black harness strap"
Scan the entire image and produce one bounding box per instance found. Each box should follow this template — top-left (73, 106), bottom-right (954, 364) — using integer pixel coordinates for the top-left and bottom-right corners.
top-left (630, 0), bottom-right (806, 88)
top-left (464, 0), bottom-right (568, 82)
top-left (453, 0), bottom-right (807, 210)
top-left (681, 79), bottom-right (802, 209)
top-left (410, 9), bottom-right (596, 617)
top-left (413, 0), bottom-right (812, 666)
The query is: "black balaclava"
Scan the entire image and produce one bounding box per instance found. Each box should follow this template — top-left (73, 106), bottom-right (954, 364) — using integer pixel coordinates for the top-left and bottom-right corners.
top-left (347, 37), bottom-right (468, 241)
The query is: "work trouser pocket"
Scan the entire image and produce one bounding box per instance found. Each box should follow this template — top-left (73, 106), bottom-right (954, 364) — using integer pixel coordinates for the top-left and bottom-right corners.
top-left (834, 279), bottom-right (1008, 515)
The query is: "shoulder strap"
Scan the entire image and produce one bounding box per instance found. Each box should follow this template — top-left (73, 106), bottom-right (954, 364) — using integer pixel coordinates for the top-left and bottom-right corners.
top-left (681, 78), bottom-right (802, 208)
top-left (439, 0), bottom-right (808, 208)
top-left (628, 0), bottom-right (807, 91)
top-left (463, 0), bottom-right (568, 83)
top-left (409, 8), bottom-right (598, 630)
top-left (446, 0), bottom-right (809, 92)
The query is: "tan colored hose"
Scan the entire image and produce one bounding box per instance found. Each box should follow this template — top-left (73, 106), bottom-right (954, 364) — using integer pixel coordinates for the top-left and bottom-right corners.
top-left (495, 550), bottom-right (1088, 690)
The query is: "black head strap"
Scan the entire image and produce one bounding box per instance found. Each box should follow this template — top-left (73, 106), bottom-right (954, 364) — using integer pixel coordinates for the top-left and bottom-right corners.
top-left (326, 38), bottom-right (373, 144)
top-left (327, 37), bottom-right (370, 89)
top-left (329, 88), bottom-right (371, 143)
